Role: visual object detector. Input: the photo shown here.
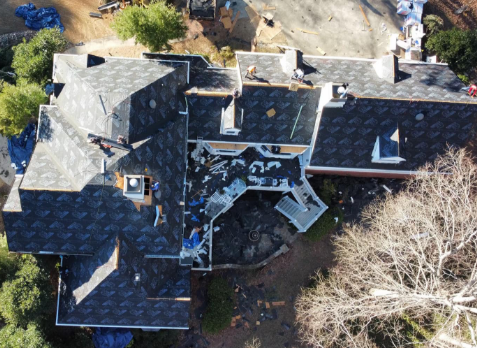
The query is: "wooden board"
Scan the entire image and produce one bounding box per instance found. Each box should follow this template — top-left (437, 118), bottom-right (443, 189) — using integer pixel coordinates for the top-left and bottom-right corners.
top-left (222, 16), bottom-right (232, 29)
top-left (263, 4), bottom-right (276, 10)
top-left (261, 21), bottom-right (282, 40)
top-left (272, 301), bottom-right (286, 306)
top-left (229, 11), bottom-right (240, 33)
top-left (266, 108), bottom-right (276, 117)
top-left (114, 172), bottom-right (124, 190)
top-left (359, 5), bottom-right (370, 26)
top-left (297, 28), bottom-right (319, 35)
top-left (316, 47), bottom-right (326, 56)
top-left (289, 82), bottom-right (299, 91)
top-left (219, 6), bottom-right (228, 16)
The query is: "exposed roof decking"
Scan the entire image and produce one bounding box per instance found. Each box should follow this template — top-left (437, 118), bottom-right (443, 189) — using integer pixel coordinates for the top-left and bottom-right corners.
top-left (311, 98), bottom-right (477, 171)
top-left (236, 52), bottom-right (473, 103)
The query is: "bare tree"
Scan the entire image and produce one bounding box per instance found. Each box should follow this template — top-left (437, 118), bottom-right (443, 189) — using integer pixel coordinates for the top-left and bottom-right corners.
top-left (296, 149), bottom-right (477, 348)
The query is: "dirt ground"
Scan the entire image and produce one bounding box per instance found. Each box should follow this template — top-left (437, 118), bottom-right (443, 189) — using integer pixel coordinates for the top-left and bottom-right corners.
top-left (1, 0), bottom-right (115, 43)
top-left (425, 0), bottom-right (477, 30)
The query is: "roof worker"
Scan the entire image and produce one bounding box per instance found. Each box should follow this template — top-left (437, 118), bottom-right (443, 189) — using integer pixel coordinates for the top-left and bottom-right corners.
top-left (469, 85), bottom-right (477, 98)
top-left (291, 68), bottom-right (305, 83)
top-left (338, 83), bottom-right (349, 99)
top-left (232, 88), bottom-right (240, 99)
top-left (245, 65), bottom-right (257, 79)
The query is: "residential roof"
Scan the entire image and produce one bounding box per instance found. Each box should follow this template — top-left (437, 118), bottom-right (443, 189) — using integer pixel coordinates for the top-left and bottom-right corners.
top-left (236, 52), bottom-right (473, 103)
top-left (187, 68), bottom-right (239, 93)
top-left (311, 98), bottom-right (477, 171)
top-left (58, 234), bottom-right (190, 328)
top-left (187, 86), bottom-right (320, 145)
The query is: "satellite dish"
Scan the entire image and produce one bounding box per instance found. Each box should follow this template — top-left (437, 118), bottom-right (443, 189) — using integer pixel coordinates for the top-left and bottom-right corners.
top-left (149, 100), bottom-right (156, 109)
top-left (415, 113), bottom-right (424, 121)
top-left (129, 178), bottom-right (139, 187)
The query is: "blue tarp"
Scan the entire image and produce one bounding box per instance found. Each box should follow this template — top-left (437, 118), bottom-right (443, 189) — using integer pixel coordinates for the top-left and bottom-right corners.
top-left (183, 232), bottom-right (200, 249)
top-left (15, 3), bottom-right (65, 32)
top-left (8, 123), bottom-right (36, 175)
top-left (92, 328), bottom-right (133, 348)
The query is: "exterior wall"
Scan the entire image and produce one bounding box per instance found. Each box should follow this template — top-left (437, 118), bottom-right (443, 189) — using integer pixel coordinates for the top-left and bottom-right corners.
top-left (305, 168), bottom-right (412, 179)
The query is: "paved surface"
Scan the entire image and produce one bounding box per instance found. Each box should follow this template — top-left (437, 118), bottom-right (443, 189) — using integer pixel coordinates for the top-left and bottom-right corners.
top-left (219, 0), bottom-right (404, 58)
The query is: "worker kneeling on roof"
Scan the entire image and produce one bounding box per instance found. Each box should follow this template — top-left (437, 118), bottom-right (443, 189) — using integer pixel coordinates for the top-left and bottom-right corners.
top-left (291, 68), bottom-right (304, 83)
top-left (245, 65), bottom-right (257, 79)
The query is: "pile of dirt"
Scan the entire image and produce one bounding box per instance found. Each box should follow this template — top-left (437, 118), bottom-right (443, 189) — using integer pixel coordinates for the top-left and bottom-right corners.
top-left (426, 0), bottom-right (477, 30)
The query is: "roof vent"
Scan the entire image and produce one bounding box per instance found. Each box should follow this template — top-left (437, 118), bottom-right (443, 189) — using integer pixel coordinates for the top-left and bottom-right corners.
top-left (372, 125), bottom-right (406, 164)
top-left (373, 55), bottom-right (399, 84)
top-left (415, 113), bottom-right (424, 121)
top-left (149, 100), bottom-right (156, 109)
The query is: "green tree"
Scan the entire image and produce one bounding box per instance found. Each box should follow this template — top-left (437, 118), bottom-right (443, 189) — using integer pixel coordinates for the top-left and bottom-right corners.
top-left (111, 0), bottom-right (187, 52)
top-left (0, 82), bottom-right (47, 137)
top-left (423, 15), bottom-right (444, 36)
top-left (426, 28), bottom-right (477, 74)
top-left (0, 235), bottom-right (19, 287)
top-left (12, 27), bottom-right (68, 85)
top-left (0, 324), bottom-right (52, 348)
top-left (0, 255), bottom-right (52, 326)
top-left (203, 278), bottom-right (234, 334)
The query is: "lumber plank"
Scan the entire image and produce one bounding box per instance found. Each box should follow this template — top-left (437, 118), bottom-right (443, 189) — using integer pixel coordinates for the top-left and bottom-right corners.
top-left (359, 5), bottom-right (370, 26)
top-left (297, 28), bottom-right (319, 35)
top-left (229, 11), bottom-right (240, 33)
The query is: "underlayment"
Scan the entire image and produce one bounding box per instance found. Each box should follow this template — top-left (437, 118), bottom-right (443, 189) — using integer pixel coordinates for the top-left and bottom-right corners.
top-left (212, 190), bottom-right (296, 265)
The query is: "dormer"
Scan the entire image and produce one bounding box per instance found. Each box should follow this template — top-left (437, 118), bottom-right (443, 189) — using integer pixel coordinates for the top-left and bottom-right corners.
top-left (220, 100), bottom-right (243, 136)
top-left (372, 125), bottom-right (405, 164)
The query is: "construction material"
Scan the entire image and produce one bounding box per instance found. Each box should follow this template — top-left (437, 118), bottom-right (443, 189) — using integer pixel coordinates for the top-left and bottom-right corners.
top-left (219, 6), bottom-right (228, 16)
top-left (263, 4), bottom-right (276, 10)
top-left (89, 12), bottom-right (103, 18)
top-left (222, 16), bottom-right (232, 29)
top-left (359, 5), bottom-right (370, 27)
top-left (229, 11), bottom-right (240, 33)
top-left (188, 0), bottom-right (216, 20)
top-left (98, 1), bottom-right (119, 11)
top-left (316, 47), bottom-right (326, 56)
top-left (297, 28), bottom-right (319, 35)
top-left (328, 15), bottom-right (332, 21)
top-left (15, 3), bottom-right (65, 32)
top-left (289, 82), bottom-right (299, 91)
top-left (290, 105), bottom-right (304, 139)
top-left (266, 108), bottom-right (276, 117)
top-left (245, 6), bottom-right (259, 20)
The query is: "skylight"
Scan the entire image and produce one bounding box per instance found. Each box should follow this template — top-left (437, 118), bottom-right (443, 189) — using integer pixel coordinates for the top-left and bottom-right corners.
top-left (371, 125), bottom-right (405, 164)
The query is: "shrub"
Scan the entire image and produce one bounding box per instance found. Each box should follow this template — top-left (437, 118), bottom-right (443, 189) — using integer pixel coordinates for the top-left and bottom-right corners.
top-left (0, 324), bottom-right (52, 348)
top-left (202, 277), bottom-right (234, 334)
top-left (319, 179), bottom-right (336, 206)
top-left (305, 207), bottom-right (343, 242)
top-left (0, 235), bottom-right (19, 286)
top-left (426, 28), bottom-right (477, 74)
top-left (111, 0), bottom-right (187, 52)
top-left (458, 73), bottom-right (470, 85)
top-left (12, 27), bottom-right (68, 85)
top-left (423, 15), bottom-right (444, 36)
top-left (0, 255), bottom-right (53, 326)
top-left (0, 82), bottom-right (47, 137)
top-left (0, 47), bottom-right (14, 69)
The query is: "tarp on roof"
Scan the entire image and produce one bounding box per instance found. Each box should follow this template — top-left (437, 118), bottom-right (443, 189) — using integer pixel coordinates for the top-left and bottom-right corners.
top-left (8, 123), bottom-right (36, 175)
top-left (92, 328), bottom-right (133, 348)
top-left (15, 3), bottom-right (65, 32)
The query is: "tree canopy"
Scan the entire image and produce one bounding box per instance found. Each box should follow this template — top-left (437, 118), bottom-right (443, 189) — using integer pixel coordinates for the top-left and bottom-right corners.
top-left (426, 28), bottom-right (477, 74)
top-left (0, 324), bottom-right (52, 348)
top-left (0, 255), bottom-right (52, 327)
top-left (11, 27), bottom-right (68, 85)
top-left (111, 0), bottom-right (187, 52)
top-left (0, 82), bottom-right (47, 137)
top-left (296, 149), bottom-right (477, 348)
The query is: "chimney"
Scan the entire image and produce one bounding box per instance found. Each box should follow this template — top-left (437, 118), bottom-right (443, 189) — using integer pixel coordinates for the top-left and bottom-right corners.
top-left (123, 175), bottom-right (145, 201)
top-left (281, 49), bottom-right (303, 75)
top-left (373, 55), bottom-right (399, 84)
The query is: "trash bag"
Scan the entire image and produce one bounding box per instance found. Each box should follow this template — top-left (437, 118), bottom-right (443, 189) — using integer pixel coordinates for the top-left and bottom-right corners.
top-left (8, 123), bottom-right (36, 175)
top-left (92, 328), bottom-right (133, 348)
top-left (15, 3), bottom-right (65, 32)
